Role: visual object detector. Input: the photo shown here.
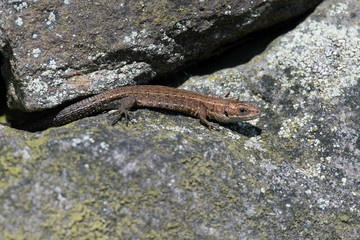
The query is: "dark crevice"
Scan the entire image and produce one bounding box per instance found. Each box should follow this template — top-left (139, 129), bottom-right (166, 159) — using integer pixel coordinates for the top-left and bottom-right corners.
top-left (0, 53), bottom-right (8, 117)
top-left (153, 10), bottom-right (311, 87)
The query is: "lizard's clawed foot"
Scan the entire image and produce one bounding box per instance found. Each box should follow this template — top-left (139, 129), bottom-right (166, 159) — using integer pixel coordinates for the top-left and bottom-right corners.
top-left (207, 122), bottom-right (220, 131)
top-left (200, 117), bottom-right (220, 131)
top-left (110, 110), bottom-right (133, 125)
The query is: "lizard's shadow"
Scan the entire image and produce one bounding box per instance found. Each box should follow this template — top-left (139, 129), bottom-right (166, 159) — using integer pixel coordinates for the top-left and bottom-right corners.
top-left (143, 108), bottom-right (262, 137)
top-left (223, 122), bottom-right (262, 137)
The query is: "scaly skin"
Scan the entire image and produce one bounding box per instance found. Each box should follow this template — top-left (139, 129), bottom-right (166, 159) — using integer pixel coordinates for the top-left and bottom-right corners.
top-left (11, 85), bottom-right (261, 132)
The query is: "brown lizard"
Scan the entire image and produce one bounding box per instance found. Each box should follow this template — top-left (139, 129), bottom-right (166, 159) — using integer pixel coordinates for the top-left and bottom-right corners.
top-left (6, 85), bottom-right (261, 132)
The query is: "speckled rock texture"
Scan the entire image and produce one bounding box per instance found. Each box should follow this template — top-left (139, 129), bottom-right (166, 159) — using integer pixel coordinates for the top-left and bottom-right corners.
top-left (0, 0), bottom-right (322, 111)
top-left (1, 0), bottom-right (360, 239)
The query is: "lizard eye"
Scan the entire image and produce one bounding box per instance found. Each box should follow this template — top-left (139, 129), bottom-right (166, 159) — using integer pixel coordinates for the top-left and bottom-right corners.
top-left (238, 108), bottom-right (248, 115)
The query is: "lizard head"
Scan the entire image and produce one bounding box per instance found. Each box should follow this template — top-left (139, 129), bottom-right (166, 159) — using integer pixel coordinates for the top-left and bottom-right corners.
top-left (213, 101), bottom-right (261, 123)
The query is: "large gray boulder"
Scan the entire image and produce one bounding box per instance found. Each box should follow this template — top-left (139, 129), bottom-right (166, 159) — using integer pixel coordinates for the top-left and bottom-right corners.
top-left (1, 0), bottom-right (360, 239)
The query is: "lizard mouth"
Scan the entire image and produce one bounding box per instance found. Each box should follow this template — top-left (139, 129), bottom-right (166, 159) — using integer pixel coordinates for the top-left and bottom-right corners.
top-left (234, 116), bottom-right (258, 122)
top-left (234, 111), bottom-right (261, 122)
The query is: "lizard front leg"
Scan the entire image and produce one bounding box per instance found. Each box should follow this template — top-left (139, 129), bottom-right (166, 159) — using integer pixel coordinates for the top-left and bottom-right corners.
top-left (198, 104), bottom-right (220, 130)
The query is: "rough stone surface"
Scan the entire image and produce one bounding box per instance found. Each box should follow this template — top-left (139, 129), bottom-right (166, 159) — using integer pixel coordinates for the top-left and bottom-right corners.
top-left (1, 0), bottom-right (360, 239)
top-left (0, 0), bottom-right (322, 111)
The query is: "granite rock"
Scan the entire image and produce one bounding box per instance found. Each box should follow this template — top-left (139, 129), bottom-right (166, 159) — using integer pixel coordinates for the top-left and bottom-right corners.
top-left (1, 0), bottom-right (359, 239)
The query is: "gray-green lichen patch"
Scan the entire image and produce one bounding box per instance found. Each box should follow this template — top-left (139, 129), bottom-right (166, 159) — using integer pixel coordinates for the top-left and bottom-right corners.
top-left (266, 17), bottom-right (359, 101)
top-left (0, 110), bottom-right (262, 239)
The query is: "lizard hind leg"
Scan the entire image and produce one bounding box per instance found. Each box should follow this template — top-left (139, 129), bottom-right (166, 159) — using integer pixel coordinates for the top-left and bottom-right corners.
top-left (106, 97), bottom-right (137, 125)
